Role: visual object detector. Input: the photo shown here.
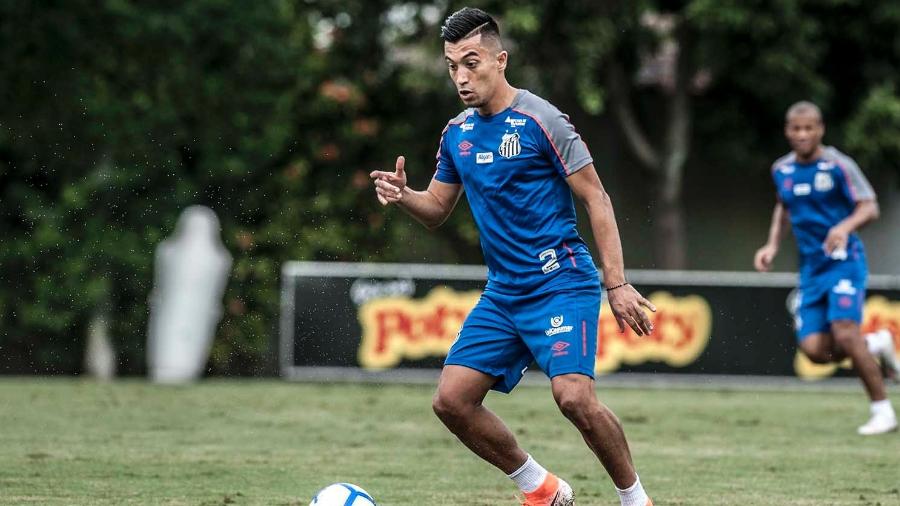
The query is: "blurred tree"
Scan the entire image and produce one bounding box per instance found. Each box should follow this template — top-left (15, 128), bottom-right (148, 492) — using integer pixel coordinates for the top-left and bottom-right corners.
top-left (486, 0), bottom-right (900, 268)
top-left (1, 0), bottom-right (898, 374)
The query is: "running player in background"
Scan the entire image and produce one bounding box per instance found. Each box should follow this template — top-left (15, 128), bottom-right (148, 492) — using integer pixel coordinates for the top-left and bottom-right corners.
top-left (754, 101), bottom-right (899, 435)
top-left (371, 7), bottom-right (655, 506)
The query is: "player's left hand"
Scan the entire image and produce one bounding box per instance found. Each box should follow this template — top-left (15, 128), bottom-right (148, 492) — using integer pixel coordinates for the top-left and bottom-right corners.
top-left (607, 284), bottom-right (656, 336)
top-left (823, 224), bottom-right (849, 256)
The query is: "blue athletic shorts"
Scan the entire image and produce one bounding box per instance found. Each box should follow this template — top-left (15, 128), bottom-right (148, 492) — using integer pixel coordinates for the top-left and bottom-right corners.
top-left (794, 262), bottom-right (867, 341)
top-left (444, 284), bottom-right (601, 393)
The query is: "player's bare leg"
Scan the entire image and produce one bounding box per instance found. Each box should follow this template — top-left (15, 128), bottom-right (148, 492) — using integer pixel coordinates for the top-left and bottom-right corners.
top-left (433, 365), bottom-right (577, 505)
top-left (551, 374), bottom-right (637, 488)
top-left (800, 328), bottom-right (897, 434)
top-left (798, 332), bottom-right (846, 364)
top-left (432, 365), bottom-right (528, 473)
top-left (831, 320), bottom-right (887, 401)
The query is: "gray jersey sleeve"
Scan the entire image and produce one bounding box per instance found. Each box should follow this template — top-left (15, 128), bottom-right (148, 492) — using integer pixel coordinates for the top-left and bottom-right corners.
top-left (825, 147), bottom-right (876, 201)
top-left (514, 92), bottom-right (593, 177)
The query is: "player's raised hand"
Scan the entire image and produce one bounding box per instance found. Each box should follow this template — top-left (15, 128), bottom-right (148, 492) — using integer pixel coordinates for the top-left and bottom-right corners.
top-left (370, 156), bottom-right (408, 206)
top-left (607, 284), bottom-right (656, 336)
top-left (754, 243), bottom-right (778, 272)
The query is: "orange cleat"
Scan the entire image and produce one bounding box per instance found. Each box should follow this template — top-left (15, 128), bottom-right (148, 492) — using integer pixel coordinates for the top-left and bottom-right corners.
top-left (521, 473), bottom-right (575, 506)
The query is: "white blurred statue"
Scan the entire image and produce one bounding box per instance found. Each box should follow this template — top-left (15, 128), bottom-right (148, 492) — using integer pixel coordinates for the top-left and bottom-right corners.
top-left (147, 206), bottom-right (232, 383)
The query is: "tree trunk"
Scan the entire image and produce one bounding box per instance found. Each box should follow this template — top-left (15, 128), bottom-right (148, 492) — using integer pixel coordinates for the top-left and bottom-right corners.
top-left (652, 176), bottom-right (688, 269)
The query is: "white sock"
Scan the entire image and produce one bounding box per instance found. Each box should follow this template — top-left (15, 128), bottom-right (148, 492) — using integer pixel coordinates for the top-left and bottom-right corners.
top-left (616, 474), bottom-right (649, 506)
top-left (871, 399), bottom-right (896, 419)
top-left (508, 454), bottom-right (548, 493)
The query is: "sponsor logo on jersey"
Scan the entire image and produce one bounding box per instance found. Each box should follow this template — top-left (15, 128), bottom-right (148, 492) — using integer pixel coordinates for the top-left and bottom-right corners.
top-left (833, 279), bottom-right (857, 295)
top-left (504, 116), bottom-right (527, 127)
top-left (778, 164), bottom-right (795, 174)
top-left (793, 183), bottom-right (811, 196)
top-left (545, 315), bottom-right (574, 336)
top-left (458, 140), bottom-right (473, 156)
top-left (814, 171), bottom-right (833, 192)
top-left (476, 152), bottom-right (493, 164)
top-left (498, 132), bottom-right (521, 159)
top-left (817, 161), bottom-right (835, 171)
top-left (460, 122), bottom-right (474, 132)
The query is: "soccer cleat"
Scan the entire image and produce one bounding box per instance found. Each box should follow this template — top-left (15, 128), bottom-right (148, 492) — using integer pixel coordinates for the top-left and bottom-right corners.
top-left (857, 412), bottom-right (898, 436)
top-left (521, 473), bottom-right (575, 506)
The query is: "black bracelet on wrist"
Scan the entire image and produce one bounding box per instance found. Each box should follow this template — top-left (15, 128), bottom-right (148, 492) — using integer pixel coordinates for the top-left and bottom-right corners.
top-left (605, 282), bottom-right (629, 292)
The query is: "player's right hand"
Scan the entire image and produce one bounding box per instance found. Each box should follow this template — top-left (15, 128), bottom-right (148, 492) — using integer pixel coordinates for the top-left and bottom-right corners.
top-left (753, 243), bottom-right (778, 272)
top-left (369, 155), bottom-right (407, 206)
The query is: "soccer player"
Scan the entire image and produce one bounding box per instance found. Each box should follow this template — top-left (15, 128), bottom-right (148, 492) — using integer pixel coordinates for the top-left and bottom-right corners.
top-left (370, 7), bottom-right (655, 506)
top-left (754, 101), bottom-right (899, 435)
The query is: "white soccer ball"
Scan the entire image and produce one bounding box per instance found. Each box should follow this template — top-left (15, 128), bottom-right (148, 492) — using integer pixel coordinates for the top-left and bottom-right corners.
top-left (309, 483), bottom-right (376, 506)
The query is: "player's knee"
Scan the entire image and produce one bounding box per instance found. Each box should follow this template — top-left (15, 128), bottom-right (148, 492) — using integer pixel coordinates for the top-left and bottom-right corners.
top-left (803, 350), bottom-right (833, 364)
top-left (831, 323), bottom-right (860, 349)
top-left (554, 389), bottom-right (594, 425)
top-left (431, 391), bottom-right (469, 423)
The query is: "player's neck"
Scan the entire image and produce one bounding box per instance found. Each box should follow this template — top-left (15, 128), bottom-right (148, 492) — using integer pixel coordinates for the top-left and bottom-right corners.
top-left (794, 145), bottom-right (823, 164)
top-left (477, 83), bottom-right (518, 117)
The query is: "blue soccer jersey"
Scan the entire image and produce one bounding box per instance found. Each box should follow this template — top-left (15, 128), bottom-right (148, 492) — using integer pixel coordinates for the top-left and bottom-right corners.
top-left (770, 146), bottom-right (876, 276)
top-left (433, 89), bottom-right (598, 294)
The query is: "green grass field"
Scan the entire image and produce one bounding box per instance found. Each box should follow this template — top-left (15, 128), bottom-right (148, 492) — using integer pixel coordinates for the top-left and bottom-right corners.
top-left (1, 379), bottom-right (898, 505)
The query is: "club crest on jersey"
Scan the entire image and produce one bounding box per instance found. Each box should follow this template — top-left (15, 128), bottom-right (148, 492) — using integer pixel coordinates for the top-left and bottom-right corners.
top-left (498, 132), bottom-right (521, 159)
top-left (814, 172), bottom-right (833, 192)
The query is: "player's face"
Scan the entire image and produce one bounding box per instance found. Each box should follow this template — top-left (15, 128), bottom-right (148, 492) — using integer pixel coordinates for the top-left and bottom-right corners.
top-left (785, 113), bottom-right (824, 159)
top-left (444, 35), bottom-right (505, 109)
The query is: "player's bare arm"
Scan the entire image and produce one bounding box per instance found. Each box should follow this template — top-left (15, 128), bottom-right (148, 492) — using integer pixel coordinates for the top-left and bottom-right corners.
top-left (754, 202), bottom-right (791, 272)
top-left (822, 199), bottom-right (879, 255)
top-left (370, 155), bottom-right (463, 230)
top-left (566, 163), bottom-right (656, 336)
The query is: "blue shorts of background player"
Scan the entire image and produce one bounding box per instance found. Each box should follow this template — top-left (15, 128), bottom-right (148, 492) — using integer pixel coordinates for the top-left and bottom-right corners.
top-left (794, 261), bottom-right (867, 341)
top-left (444, 282), bottom-right (601, 393)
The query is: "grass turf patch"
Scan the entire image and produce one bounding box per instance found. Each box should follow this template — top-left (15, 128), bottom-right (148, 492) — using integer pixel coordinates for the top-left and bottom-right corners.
top-left (0, 379), bottom-right (897, 505)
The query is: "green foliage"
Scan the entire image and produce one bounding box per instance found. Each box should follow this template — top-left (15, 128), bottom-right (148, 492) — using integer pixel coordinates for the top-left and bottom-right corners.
top-left (846, 83), bottom-right (900, 176)
top-left (1, 1), bottom-right (899, 374)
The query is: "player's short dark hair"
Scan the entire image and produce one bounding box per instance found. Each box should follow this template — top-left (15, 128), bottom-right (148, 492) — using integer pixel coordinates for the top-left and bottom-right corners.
top-left (786, 101), bottom-right (823, 124)
top-left (440, 7), bottom-right (501, 46)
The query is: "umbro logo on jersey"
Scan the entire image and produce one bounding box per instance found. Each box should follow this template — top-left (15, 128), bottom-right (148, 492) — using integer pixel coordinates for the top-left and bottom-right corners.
top-left (551, 341), bottom-right (570, 357)
top-left (498, 132), bottom-right (521, 159)
top-left (504, 116), bottom-right (527, 127)
top-left (476, 152), bottom-right (493, 164)
top-left (458, 140), bottom-right (473, 156)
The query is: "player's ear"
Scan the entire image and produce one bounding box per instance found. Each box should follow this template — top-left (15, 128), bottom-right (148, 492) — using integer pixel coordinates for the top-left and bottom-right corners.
top-left (496, 50), bottom-right (508, 72)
